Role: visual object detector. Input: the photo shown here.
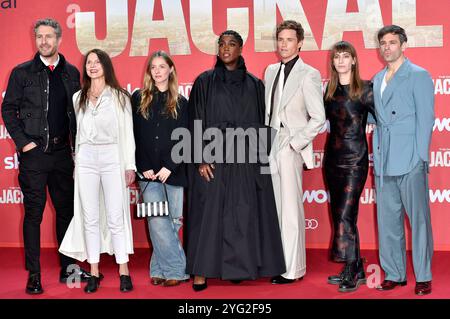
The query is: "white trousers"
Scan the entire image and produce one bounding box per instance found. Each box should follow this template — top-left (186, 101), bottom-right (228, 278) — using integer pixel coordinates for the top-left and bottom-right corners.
top-left (270, 129), bottom-right (306, 279)
top-left (77, 143), bottom-right (128, 264)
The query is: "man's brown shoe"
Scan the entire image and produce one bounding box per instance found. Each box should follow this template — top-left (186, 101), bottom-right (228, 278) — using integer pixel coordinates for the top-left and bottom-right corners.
top-left (151, 277), bottom-right (166, 286)
top-left (163, 279), bottom-right (181, 287)
top-left (415, 281), bottom-right (432, 296)
top-left (376, 280), bottom-right (407, 291)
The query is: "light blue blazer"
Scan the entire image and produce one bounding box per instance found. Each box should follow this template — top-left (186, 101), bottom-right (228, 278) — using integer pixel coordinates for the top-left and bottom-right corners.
top-left (370, 58), bottom-right (435, 177)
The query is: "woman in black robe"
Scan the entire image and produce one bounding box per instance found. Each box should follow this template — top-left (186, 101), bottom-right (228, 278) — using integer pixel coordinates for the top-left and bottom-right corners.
top-left (186, 30), bottom-right (286, 291)
top-left (323, 41), bottom-right (375, 292)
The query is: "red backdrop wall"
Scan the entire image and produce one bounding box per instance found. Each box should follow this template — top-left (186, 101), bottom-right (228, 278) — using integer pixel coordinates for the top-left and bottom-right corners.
top-left (1, 0), bottom-right (449, 250)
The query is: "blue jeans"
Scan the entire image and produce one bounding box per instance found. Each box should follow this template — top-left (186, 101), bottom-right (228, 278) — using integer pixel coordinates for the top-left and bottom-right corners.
top-left (138, 181), bottom-right (189, 280)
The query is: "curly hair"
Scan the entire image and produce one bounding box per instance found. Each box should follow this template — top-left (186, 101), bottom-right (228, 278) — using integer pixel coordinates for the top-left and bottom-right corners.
top-left (218, 30), bottom-right (243, 47)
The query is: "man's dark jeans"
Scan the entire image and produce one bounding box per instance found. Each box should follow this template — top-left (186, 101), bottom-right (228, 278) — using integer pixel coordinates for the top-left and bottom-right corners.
top-left (18, 144), bottom-right (75, 273)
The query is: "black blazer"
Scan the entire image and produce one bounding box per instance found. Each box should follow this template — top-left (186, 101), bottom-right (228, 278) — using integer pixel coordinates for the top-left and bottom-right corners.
top-left (131, 89), bottom-right (189, 187)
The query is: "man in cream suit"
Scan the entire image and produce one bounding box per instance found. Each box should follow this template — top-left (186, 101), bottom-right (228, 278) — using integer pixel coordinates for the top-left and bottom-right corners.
top-left (264, 20), bottom-right (325, 284)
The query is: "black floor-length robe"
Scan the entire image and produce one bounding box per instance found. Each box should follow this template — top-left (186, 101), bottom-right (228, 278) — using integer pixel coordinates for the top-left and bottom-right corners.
top-left (186, 57), bottom-right (286, 280)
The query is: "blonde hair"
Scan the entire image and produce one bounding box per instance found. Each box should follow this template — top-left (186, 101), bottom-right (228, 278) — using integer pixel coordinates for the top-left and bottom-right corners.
top-left (139, 51), bottom-right (179, 119)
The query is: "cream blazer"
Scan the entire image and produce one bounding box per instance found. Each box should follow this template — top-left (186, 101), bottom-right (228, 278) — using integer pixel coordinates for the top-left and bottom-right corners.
top-left (264, 58), bottom-right (325, 169)
top-left (59, 87), bottom-right (136, 262)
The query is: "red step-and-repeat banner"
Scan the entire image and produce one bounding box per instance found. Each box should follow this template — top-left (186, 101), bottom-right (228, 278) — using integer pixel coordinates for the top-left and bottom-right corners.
top-left (1, 0), bottom-right (449, 250)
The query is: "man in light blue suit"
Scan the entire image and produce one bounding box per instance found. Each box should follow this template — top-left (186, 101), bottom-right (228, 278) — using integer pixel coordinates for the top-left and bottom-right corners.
top-left (371, 25), bottom-right (434, 296)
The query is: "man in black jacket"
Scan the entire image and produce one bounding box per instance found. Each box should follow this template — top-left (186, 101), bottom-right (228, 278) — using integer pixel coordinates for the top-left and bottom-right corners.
top-left (1, 18), bottom-right (90, 294)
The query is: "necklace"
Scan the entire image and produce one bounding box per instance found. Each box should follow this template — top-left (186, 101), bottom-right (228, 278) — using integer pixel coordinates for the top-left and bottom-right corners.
top-left (89, 87), bottom-right (104, 114)
top-left (89, 87), bottom-right (104, 99)
top-left (91, 96), bottom-right (102, 116)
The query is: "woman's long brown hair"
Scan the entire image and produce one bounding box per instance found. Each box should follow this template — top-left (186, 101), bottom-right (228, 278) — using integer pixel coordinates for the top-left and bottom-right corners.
top-left (325, 41), bottom-right (363, 102)
top-left (78, 48), bottom-right (130, 111)
top-left (139, 51), bottom-right (179, 119)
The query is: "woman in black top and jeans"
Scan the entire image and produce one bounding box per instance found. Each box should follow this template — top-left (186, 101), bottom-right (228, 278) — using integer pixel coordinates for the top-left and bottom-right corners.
top-left (131, 51), bottom-right (189, 287)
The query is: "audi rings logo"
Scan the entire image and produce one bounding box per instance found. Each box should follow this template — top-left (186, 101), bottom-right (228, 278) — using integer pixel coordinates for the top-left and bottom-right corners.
top-left (305, 219), bottom-right (319, 230)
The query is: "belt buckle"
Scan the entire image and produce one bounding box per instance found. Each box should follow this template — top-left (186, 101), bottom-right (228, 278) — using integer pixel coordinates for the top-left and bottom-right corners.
top-left (50, 136), bottom-right (63, 145)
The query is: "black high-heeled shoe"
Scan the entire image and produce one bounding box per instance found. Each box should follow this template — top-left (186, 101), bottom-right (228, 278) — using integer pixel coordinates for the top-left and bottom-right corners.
top-left (120, 275), bottom-right (133, 292)
top-left (84, 275), bottom-right (102, 293)
top-left (192, 278), bottom-right (207, 292)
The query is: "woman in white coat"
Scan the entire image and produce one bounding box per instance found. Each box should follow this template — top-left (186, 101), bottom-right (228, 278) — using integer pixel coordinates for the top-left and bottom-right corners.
top-left (59, 48), bottom-right (136, 293)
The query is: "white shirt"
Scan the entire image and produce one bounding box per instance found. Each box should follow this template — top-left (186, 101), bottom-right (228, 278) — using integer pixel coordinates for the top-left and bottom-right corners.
top-left (78, 87), bottom-right (118, 145)
top-left (380, 72), bottom-right (388, 98)
top-left (270, 63), bottom-right (285, 130)
top-left (40, 54), bottom-right (60, 68)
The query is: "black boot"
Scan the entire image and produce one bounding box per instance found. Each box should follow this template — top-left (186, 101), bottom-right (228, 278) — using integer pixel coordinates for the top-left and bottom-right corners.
top-left (328, 258), bottom-right (365, 285)
top-left (327, 265), bottom-right (346, 285)
top-left (338, 259), bottom-right (366, 292)
top-left (355, 257), bottom-right (366, 281)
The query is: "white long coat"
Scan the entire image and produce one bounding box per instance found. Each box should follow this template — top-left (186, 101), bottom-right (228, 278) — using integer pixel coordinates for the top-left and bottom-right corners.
top-left (59, 87), bottom-right (136, 262)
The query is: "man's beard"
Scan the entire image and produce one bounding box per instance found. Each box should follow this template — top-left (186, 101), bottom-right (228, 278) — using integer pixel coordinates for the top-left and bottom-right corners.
top-left (39, 46), bottom-right (57, 58)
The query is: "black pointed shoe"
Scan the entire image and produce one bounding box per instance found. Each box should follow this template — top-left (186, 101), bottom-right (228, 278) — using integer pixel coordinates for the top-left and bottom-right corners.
top-left (192, 278), bottom-right (208, 292)
top-left (271, 275), bottom-right (302, 284)
top-left (120, 275), bottom-right (133, 292)
top-left (60, 267), bottom-right (94, 283)
top-left (84, 275), bottom-right (102, 293)
top-left (338, 260), bottom-right (367, 292)
top-left (26, 272), bottom-right (43, 295)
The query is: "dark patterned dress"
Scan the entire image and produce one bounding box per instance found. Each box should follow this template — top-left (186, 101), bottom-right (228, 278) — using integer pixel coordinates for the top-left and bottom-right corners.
top-left (324, 81), bottom-right (375, 262)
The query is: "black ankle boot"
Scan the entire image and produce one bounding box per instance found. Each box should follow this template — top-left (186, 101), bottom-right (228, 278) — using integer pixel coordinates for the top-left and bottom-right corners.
top-left (355, 257), bottom-right (366, 280)
top-left (327, 265), bottom-right (346, 285)
top-left (328, 257), bottom-right (365, 285)
top-left (339, 259), bottom-right (366, 292)
top-left (84, 275), bottom-right (101, 293)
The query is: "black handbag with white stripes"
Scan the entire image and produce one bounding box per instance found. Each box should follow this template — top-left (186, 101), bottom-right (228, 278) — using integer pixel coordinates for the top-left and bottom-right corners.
top-left (136, 174), bottom-right (170, 218)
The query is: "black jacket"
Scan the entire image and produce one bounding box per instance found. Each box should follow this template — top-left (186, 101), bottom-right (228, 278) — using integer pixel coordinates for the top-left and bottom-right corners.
top-left (131, 89), bottom-right (189, 187)
top-left (1, 52), bottom-right (80, 152)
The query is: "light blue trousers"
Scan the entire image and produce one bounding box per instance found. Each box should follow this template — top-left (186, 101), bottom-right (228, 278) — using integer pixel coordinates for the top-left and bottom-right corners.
top-left (138, 181), bottom-right (189, 280)
top-left (375, 161), bottom-right (433, 282)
